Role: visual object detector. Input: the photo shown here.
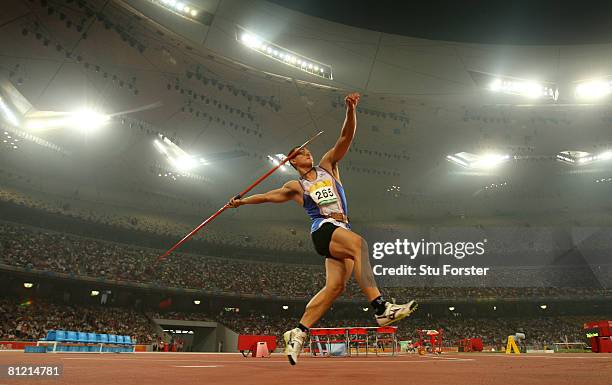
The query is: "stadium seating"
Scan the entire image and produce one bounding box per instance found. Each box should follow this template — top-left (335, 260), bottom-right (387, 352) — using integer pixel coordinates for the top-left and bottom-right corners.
top-left (38, 330), bottom-right (135, 353)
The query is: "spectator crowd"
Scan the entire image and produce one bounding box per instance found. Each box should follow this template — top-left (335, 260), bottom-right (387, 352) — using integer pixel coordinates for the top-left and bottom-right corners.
top-left (2, 222), bottom-right (610, 300)
top-left (0, 298), bottom-right (159, 344)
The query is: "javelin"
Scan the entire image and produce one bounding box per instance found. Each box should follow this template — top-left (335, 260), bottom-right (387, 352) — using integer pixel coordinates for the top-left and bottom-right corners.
top-left (158, 130), bottom-right (324, 261)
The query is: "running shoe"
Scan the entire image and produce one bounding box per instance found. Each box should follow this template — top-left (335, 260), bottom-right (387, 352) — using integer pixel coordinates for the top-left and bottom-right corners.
top-left (283, 327), bottom-right (307, 365)
top-left (375, 300), bottom-right (418, 326)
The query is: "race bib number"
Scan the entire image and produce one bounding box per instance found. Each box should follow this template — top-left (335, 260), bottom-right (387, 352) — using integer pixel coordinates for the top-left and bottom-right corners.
top-left (309, 181), bottom-right (338, 206)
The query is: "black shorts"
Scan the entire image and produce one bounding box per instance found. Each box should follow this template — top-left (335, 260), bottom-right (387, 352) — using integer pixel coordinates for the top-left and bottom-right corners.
top-left (311, 222), bottom-right (341, 257)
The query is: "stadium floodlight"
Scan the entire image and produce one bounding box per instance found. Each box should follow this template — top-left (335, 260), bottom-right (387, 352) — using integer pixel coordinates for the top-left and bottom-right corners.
top-left (236, 26), bottom-right (333, 80)
top-left (70, 109), bottom-right (109, 131)
top-left (557, 150), bottom-right (612, 166)
top-left (23, 282), bottom-right (33, 288)
top-left (446, 152), bottom-right (511, 169)
top-left (0, 96), bottom-right (19, 126)
top-left (172, 155), bottom-right (197, 172)
top-left (25, 109), bottom-right (109, 132)
top-left (193, 300), bottom-right (201, 305)
top-left (540, 304), bottom-right (547, 310)
top-left (575, 78), bottom-right (612, 100)
top-left (468, 70), bottom-right (558, 101)
top-left (153, 135), bottom-right (208, 173)
top-left (362, 307), bottom-right (369, 312)
top-left (268, 154), bottom-right (290, 171)
top-left (493, 306), bottom-right (497, 311)
top-left (155, 0), bottom-right (201, 20)
top-left (282, 305), bottom-right (289, 310)
top-left (448, 306), bottom-right (455, 311)
top-left (90, 290), bottom-right (100, 296)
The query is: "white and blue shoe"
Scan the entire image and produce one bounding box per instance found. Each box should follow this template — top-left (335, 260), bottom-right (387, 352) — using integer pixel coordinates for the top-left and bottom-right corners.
top-left (375, 300), bottom-right (418, 326)
top-left (283, 328), bottom-right (307, 365)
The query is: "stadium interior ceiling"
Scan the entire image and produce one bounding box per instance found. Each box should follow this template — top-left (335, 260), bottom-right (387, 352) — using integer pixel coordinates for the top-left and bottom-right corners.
top-left (0, 0), bottom-right (612, 229)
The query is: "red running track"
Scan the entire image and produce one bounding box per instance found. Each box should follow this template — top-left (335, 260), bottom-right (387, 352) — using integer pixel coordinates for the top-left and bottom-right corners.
top-left (0, 351), bottom-right (611, 385)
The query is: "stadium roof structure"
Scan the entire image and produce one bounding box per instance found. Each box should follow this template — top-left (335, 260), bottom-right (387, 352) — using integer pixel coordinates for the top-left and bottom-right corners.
top-left (0, 0), bottom-right (611, 222)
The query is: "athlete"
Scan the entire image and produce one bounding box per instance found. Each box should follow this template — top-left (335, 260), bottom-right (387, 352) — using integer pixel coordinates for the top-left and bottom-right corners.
top-left (228, 92), bottom-right (417, 365)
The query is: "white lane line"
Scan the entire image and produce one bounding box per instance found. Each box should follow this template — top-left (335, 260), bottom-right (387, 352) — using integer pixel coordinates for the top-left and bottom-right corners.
top-left (423, 357), bottom-right (475, 361)
top-left (174, 365), bottom-right (223, 368)
top-left (63, 358), bottom-right (217, 362)
top-left (545, 356), bottom-right (612, 360)
top-left (61, 357), bottom-right (473, 364)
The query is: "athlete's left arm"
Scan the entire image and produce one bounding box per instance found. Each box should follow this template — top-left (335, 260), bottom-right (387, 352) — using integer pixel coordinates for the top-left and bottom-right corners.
top-left (320, 93), bottom-right (360, 173)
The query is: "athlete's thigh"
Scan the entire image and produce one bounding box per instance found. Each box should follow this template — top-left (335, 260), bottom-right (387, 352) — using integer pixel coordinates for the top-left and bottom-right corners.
top-left (329, 227), bottom-right (364, 260)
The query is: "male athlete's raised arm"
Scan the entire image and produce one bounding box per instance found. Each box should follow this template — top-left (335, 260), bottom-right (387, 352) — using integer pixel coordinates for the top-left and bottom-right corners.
top-left (320, 92), bottom-right (360, 172)
top-left (228, 180), bottom-right (301, 208)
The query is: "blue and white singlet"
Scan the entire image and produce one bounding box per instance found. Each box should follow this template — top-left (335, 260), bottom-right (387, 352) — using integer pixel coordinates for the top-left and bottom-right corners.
top-left (298, 166), bottom-right (350, 233)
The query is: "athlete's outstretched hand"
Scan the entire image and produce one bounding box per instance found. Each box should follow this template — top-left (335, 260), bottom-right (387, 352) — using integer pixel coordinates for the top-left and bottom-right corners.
top-left (345, 92), bottom-right (360, 109)
top-left (227, 197), bottom-right (244, 208)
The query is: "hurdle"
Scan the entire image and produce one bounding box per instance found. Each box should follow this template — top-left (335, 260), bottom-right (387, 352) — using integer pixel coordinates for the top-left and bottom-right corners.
top-left (308, 326), bottom-right (398, 357)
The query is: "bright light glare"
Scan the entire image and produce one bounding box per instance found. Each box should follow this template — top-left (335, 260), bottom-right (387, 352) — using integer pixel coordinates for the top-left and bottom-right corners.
top-left (575, 80), bottom-right (612, 100)
top-left (0, 97), bottom-right (19, 126)
top-left (598, 151), bottom-right (612, 161)
top-left (241, 33), bottom-right (260, 48)
top-left (70, 109), bottom-right (110, 131)
top-left (23, 282), bottom-right (33, 288)
top-left (25, 109), bottom-right (109, 132)
top-left (190, 9), bottom-right (198, 16)
top-left (489, 79), bottom-right (502, 91)
top-left (237, 27), bottom-right (332, 79)
top-left (446, 152), bottom-right (510, 169)
top-left (472, 153), bottom-right (511, 169)
top-left (488, 78), bottom-right (554, 99)
top-left (171, 155), bottom-right (197, 172)
top-left (90, 290), bottom-right (100, 296)
top-left (268, 154), bottom-right (289, 171)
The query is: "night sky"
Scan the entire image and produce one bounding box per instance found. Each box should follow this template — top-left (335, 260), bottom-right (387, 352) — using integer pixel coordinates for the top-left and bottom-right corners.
top-left (269, 0), bottom-right (612, 45)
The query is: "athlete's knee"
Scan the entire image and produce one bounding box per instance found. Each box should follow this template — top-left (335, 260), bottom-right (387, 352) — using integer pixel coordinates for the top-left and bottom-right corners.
top-left (326, 282), bottom-right (345, 298)
top-left (349, 237), bottom-right (368, 257)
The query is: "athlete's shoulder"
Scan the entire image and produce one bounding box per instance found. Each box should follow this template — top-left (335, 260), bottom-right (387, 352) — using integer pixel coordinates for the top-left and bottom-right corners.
top-left (283, 180), bottom-right (302, 191)
top-left (316, 164), bottom-right (340, 182)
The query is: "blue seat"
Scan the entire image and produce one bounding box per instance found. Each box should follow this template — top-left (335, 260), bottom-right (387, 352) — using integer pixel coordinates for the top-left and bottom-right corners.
top-left (55, 330), bottom-right (67, 342)
top-left (99, 334), bottom-right (109, 344)
top-left (66, 331), bottom-right (78, 342)
top-left (77, 332), bottom-right (89, 343)
top-left (116, 335), bottom-right (125, 344)
top-left (87, 333), bottom-right (97, 343)
top-left (45, 330), bottom-right (56, 341)
top-left (124, 336), bottom-right (133, 345)
top-left (108, 334), bottom-right (117, 344)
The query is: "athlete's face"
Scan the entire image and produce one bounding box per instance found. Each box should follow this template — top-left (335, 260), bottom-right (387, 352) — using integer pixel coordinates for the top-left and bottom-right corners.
top-left (291, 147), bottom-right (314, 169)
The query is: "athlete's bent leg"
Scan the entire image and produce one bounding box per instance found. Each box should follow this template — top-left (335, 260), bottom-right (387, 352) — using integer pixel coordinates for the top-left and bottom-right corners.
top-left (329, 227), bottom-right (418, 326)
top-left (284, 257), bottom-right (348, 365)
top-left (299, 257), bottom-right (348, 328)
top-left (328, 227), bottom-right (380, 301)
